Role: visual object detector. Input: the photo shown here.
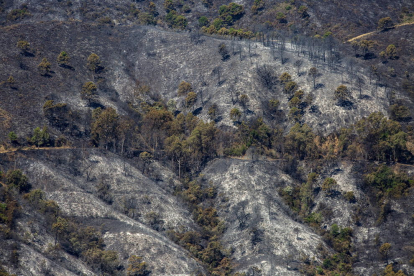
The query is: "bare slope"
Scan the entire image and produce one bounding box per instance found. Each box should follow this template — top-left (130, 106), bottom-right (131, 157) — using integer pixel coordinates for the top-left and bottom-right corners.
top-left (0, 149), bottom-right (204, 275)
top-left (201, 159), bottom-right (327, 274)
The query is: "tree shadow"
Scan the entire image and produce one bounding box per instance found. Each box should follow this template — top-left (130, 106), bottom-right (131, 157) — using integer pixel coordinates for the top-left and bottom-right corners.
top-left (315, 83), bottom-right (325, 89)
top-left (192, 106), bottom-right (203, 116)
top-left (358, 94), bottom-right (371, 100)
top-left (59, 64), bottom-right (75, 70)
top-left (336, 100), bottom-right (355, 110)
top-left (309, 105), bottom-right (320, 114)
top-left (21, 52), bottom-right (34, 57)
top-left (217, 79), bottom-right (226, 87)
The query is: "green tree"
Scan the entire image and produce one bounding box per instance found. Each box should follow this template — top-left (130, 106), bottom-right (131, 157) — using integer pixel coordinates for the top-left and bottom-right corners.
top-left (165, 11), bottom-right (187, 29)
top-left (285, 123), bottom-right (318, 159)
top-left (38, 58), bottom-right (51, 76)
top-left (87, 53), bottom-right (101, 73)
top-left (276, 12), bottom-right (286, 23)
top-left (334, 85), bottom-right (351, 103)
top-left (185, 92), bottom-right (197, 108)
top-left (239, 94), bottom-right (249, 108)
top-left (279, 72), bottom-right (292, 84)
top-left (91, 108), bottom-right (119, 150)
top-left (390, 104), bottom-right (410, 121)
top-left (6, 169), bottom-right (30, 193)
top-left (52, 216), bottom-right (68, 245)
top-left (31, 126), bottom-right (50, 147)
top-left (359, 40), bottom-right (375, 58)
top-left (208, 104), bottom-right (218, 120)
top-left (379, 243), bottom-right (391, 263)
top-left (378, 17), bottom-right (394, 31)
top-left (268, 99), bottom-right (280, 114)
top-left (385, 44), bottom-right (397, 59)
top-left (127, 255), bottom-right (150, 276)
top-left (177, 81), bottom-right (192, 96)
top-left (198, 16), bottom-right (209, 27)
top-left (164, 0), bottom-right (174, 12)
top-left (288, 97), bottom-right (300, 108)
top-left (8, 132), bottom-right (17, 144)
top-left (212, 18), bottom-right (223, 30)
top-left (17, 40), bottom-right (30, 55)
top-left (322, 177), bottom-right (337, 196)
top-left (81, 81), bottom-right (98, 104)
top-left (284, 81), bottom-right (297, 94)
top-left (57, 51), bottom-right (70, 66)
top-left (230, 108), bottom-right (241, 122)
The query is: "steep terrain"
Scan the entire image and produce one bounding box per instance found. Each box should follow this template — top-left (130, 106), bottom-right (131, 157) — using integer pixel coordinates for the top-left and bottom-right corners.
top-left (0, 22), bottom-right (393, 139)
top-left (1, 1), bottom-right (414, 276)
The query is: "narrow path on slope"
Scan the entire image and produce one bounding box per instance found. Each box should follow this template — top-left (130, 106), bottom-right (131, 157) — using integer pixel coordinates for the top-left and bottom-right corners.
top-left (347, 21), bottom-right (414, 42)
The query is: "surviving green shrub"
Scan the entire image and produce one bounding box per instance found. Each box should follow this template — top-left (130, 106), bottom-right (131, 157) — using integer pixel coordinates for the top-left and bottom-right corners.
top-left (6, 170), bottom-right (30, 193)
top-left (288, 96), bottom-right (300, 108)
top-left (138, 12), bottom-right (156, 25)
top-left (38, 58), bottom-right (51, 76)
top-left (208, 104), bottom-right (217, 120)
top-left (87, 53), bottom-right (102, 73)
top-left (165, 11), bottom-right (187, 29)
top-left (251, 0), bottom-right (264, 14)
top-left (31, 126), bottom-right (50, 147)
top-left (322, 177), bottom-right (337, 196)
top-left (364, 165), bottom-right (412, 198)
top-left (57, 51), bottom-right (70, 66)
top-left (198, 16), bottom-right (209, 27)
top-left (81, 81), bottom-right (98, 103)
top-left (164, 0), bottom-right (174, 12)
top-left (378, 264), bottom-right (407, 276)
top-left (344, 191), bottom-right (356, 203)
top-left (239, 94), bottom-right (249, 108)
top-left (284, 81), bottom-right (298, 94)
top-left (390, 104), bottom-right (410, 121)
top-left (97, 16), bottom-right (115, 27)
top-left (127, 255), bottom-right (151, 276)
top-left (212, 18), bottom-right (223, 30)
top-left (379, 243), bottom-right (391, 262)
top-left (385, 44), bottom-right (398, 59)
top-left (378, 17), bottom-right (394, 31)
top-left (7, 4), bottom-right (30, 21)
top-left (230, 108), bottom-right (241, 122)
top-left (91, 107), bottom-right (119, 149)
top-left (185, 92), bottom-right (197, 108)
top-left (334, 85), bottom-right (351, 103)
top-left (177, 81), bottom-right (192, 96)
top-left (279, 72), bottom-right (292, 84)
top-left (16, 40), bottom-right (30, 55)
top-left (82, 248), bottom-right (119, 274)
top-left (276, 12), bottom-right (287, 23)
top-left (219, 3), bottom-right (244, 23)
top-left (8, 132), bottom-right (17, 144)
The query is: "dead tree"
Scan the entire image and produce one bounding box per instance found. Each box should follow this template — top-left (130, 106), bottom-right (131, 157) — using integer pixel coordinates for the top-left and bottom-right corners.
top-left (294, 60), bottom-right (303, 76)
